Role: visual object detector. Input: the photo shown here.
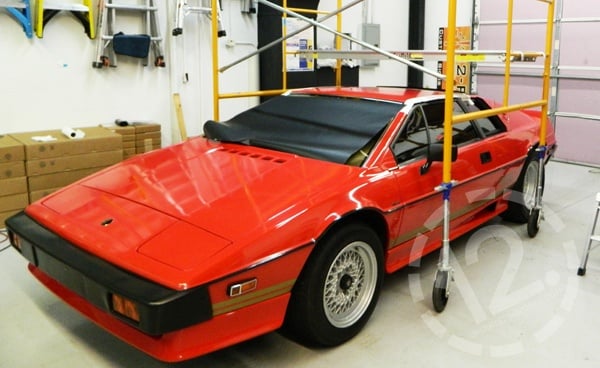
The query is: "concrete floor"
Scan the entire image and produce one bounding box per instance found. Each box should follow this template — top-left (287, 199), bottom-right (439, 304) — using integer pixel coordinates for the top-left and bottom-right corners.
top-left (1, 160), bottom-right (600, 368)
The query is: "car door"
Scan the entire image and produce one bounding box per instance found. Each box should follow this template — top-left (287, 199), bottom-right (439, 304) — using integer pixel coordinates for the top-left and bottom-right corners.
top-left (385, 97), bottom-right (509, 272)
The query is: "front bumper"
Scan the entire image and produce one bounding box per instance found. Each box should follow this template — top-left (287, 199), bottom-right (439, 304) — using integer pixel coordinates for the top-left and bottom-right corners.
top-left (5, 211), bottom-right (212, 336)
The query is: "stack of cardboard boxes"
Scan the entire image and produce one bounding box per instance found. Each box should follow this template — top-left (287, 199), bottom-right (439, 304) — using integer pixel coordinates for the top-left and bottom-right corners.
top-left (0, 135), bottom-right (27, 225)
top-left (1, 124), bottom-right (163, 227)
top-left (134, 122), bottom-right (162, 154)
top-left (105, 122), bottom-right (161, 159)
top-left (107, 125), bottom-right (137, 159)
top-left (10, 126), bottom-right (123, 205)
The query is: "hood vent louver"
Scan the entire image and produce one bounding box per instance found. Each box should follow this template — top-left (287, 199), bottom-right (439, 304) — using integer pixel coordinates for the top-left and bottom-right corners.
top-left (219, 147), bottom-right (287, 164)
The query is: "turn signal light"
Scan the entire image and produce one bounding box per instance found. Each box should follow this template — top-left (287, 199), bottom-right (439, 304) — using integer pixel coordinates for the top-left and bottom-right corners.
top-left (111, 294), bottom-right (140, 323)
top-left (8, 231), bottom-right (22, 251)
top-left (228, 278), bottom-right (258, 297)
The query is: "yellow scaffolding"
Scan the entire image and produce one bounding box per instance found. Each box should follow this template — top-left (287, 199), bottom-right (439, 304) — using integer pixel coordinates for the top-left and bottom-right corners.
top-left (210, 0), bottom-right (369, 120)
top-left (433, 0), bottom-right (554, 312)
top-left (207, 0), bottom-right (555, 312)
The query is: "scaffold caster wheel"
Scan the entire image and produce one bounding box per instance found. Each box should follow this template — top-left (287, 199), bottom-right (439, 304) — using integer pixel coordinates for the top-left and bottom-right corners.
top-left (527, 208), bottom-right (541, 238)
top-left (432, 270), bottom-right (450, 313)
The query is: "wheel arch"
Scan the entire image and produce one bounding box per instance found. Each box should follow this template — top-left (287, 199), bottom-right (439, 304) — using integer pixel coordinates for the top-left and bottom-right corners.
top-left (317, 208), bottom-right (389, 255)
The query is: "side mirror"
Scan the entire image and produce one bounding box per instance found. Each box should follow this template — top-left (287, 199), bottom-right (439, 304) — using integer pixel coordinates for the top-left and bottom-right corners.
top-left (420, 143), bottom-right (458, 175)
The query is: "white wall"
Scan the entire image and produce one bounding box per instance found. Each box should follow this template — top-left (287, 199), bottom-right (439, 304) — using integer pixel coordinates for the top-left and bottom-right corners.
top-left (0, 0), bottom-right (259, 146)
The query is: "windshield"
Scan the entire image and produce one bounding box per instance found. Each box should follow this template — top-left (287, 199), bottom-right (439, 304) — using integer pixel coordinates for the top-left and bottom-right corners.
top-left (204, 94), bottom-right (403, 165)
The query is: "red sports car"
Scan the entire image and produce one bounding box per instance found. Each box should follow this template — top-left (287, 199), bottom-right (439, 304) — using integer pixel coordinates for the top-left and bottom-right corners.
top-left (6, 87), bottom-right (556, 362)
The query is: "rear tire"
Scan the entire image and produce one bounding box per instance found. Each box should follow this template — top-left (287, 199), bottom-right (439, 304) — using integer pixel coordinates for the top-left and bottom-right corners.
top-left (502, 154), bottom-right (543, 223)
top-left (283, 224), bottom-right (383, 347)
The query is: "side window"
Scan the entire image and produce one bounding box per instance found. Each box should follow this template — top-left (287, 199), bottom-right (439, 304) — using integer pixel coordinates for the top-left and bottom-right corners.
top-left (449, 101), bottom-right (480, 145)
top-left (422, 101), bottom-right (479, 146)
top-left (392, 100), bottom-right (483, 164)
top-left (464, 97), bottom-right (507, 137)
top-left (392, 106), bottom-right (430, 162)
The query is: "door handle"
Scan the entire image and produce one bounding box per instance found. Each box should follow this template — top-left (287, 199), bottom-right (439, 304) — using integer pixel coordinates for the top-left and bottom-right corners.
top-left (480, 151), bottom-right (492, 164)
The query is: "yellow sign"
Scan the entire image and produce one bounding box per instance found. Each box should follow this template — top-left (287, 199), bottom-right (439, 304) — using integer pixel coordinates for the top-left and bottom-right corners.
top-left (437, 26), bottom-right (472, 93)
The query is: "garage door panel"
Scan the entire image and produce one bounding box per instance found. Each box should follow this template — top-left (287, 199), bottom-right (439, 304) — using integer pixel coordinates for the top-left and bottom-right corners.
top-left (478, 1), bottom-right (600, 165)
top-left (479, 0), bottom-right (548, 20)
top-left (557, 79), bottom-right (600, 116)
top-left (476, 75), bottom-right (544, 106)
top-left (478, 24), bottom-right (547, 53)
top-left (563, 0), bottom-right (600, 18)
top-left (559, 23), bottom-right (600, 67)
top-left (555, 117), bottom-right (600, 166)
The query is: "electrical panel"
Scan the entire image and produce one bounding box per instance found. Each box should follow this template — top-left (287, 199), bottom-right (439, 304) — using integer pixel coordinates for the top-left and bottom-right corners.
top-left (360, 23), bottom-right (380, 67)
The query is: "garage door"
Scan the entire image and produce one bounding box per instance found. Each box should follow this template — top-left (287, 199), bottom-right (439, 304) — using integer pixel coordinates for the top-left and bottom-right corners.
top-left (475, 0), bottom-right (600, 166)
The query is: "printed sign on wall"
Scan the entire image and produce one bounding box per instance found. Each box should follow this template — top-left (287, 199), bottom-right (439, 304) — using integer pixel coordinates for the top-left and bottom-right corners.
top-left (437, 26), bottom-right (472, 93)
top-left (283, 18), bottom-right (314, 72)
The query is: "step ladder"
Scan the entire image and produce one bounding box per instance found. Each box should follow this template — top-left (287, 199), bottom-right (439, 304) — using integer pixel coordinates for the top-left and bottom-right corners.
top-left (35, 0), bottom-right (94, 38)
top-left (577, 192), bottom-right (600, 276)
top-left (173, 0), bottom-right (226, 37)
top-left (0, 0), bottom-right (33, 38)
top-left (93, 0), bottom-right (165, 68)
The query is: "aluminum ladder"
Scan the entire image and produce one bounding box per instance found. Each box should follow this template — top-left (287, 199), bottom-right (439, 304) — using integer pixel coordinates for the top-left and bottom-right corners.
top-left (35, 0), bottom-right (94, 38)
top-left (93, 0), bottom-right (165, 68)
top-left (578, 192), bottom-right (600, 276)
top-left (172, 0), bottom-right (226, 37)
top-left (0, 0), bottom-right (33, 38)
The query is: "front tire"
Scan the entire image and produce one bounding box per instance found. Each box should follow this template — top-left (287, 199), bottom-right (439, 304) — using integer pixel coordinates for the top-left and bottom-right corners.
top-left (283, 224), bottom-right (383, 347)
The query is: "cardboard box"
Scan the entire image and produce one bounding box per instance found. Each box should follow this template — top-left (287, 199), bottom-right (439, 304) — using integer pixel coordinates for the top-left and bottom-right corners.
top-left (132, 122), bottom-right (161, 133)
top-left (0, 161), bottom-right (26, 179)
top-left (26, 150), bottom-right (122, 176)
top-left (135, 136), bottom-right (161, 148)
top-left (123, 141), bottom-right (136, 149)
top-left (1, 209), bottom-right (21, 228)
top-left (1, 176), bottom-right (28, 196)
top-left (136, 144), bottom-right (161, 154)
top-left (28, 166), bottom-right (109, 191)
top-left (10, 126), bottom-right (122, 160)
top-left (104, 125), bottom-right (136, 141)
top-left (29, 187), bottom-right (61, 203)
top-left (123, 148), bottom-right (136, 157)
top-left (0, 135), bottom-right (25, 163)
top-left (0, 193), bottom-right (28, 212)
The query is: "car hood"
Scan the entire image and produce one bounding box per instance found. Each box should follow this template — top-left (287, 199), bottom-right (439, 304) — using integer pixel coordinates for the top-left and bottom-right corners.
top-left (31, 138), bottom-right (359, 286)
top-left (78, 138), bottom-right (357, 237)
